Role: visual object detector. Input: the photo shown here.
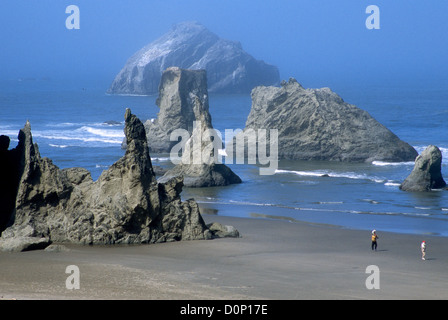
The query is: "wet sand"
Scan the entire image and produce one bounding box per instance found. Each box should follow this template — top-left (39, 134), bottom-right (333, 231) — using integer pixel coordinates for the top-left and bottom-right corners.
top-left (1, 214), bottom-right (448, 300)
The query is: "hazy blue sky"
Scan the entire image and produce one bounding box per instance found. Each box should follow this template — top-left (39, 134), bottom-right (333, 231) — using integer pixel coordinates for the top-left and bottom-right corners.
top-left (1, 0), bottom-right (447, 89)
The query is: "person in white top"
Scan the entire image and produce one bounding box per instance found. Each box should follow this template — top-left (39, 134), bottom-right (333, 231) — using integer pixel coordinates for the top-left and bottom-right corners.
top-left (421, 241), bottom-right (426, 260)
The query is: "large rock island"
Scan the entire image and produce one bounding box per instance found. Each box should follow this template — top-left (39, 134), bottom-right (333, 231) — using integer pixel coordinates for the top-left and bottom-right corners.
top-left (0, 109), bottom-right (239, 252)
top-left (238, 78), bottom-right (418, 163)
top-left (107, 21), bottom-right (280, 95)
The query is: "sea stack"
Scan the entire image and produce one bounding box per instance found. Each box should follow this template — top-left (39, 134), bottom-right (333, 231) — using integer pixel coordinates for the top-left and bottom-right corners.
top-left (240, 78), bottom-right (418, 162)
top-left (155, 67), bottom-right (242, 187)
top-left (400, 145), bottom-right (447, 192)
top-left (0, 109), bottom-right (239, 252)
top-left (107, 21), bottom-right (279, 95)
top-left (144, 67), bottom-right (209, 153)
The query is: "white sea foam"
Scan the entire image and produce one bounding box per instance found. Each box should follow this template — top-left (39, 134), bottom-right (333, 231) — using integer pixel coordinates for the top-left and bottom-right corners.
top-left (196, 199), bottom-right (439, 220)
top-left (151, 157), bottom-right (171, 162)
top-left (372, 161), bottom-right (414, 167)
top-left (318, 201), bottom-right (343, 205)
top-left (401, 211), bottom-right (431, 217)
top-left (3, 123), bottom-right (124, 147)
top-left (275, 169), bottom-right (384, 183)
top-left (79, 126), bottom-right (124, 138)
top-left (32, 131), bottom-right (123, 145)
top-left (442, 147), bottom-right (448, 159)
top-left (362, 199), bottom-right (380, 204)
top-left (414, 145), bottom-right (448, 161)
top-left (218, 149), bottom-right (227, 157)
top-left (384, 181), bottom-right (401, 187)
top-left (228, 199), bottom-right (276, 207)
top-left (95, 164), bottom-right (110, 168)
top-left (47, 121), bottom-right (123, 128)
top-left (372, 146), bottom-right (448, 167)
top-left (0, 129), bottom-right (20, 137)
top-left (49, 144), bottom-right (69, 148)
top-left (275, 169), bottom-right (325, 177)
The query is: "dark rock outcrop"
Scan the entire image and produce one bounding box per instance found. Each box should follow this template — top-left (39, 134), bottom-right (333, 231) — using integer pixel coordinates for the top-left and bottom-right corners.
top-left (107, 21), bottom-right (279, 95)
top-left (154, 67), bottom-right (242, 187)
top-left (0, 109), bottom-right (239, 251)
top-left (400, 145), bottom-right (447, 192)
top-left (239, 78), bottom-right (418, 163)
top-left (0, 135), bottom-right (23, 234)
top-left (207, 222), bottom-right (240, 238)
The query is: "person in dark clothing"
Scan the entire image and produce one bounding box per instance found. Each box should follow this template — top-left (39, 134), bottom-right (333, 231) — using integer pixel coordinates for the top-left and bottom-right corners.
top-left (371, 230), bottom-right (379, 251)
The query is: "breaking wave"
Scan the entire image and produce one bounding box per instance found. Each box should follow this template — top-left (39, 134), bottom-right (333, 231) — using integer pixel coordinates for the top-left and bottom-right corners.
top-left (49, 144), bottom-right (69, 148)
top-left (32, 124), bottom-right (124, 147)
top-left (372, 161), bottom-right (414, 167)
top-left (274, 169), bottom-right (405, 188)
top-left (275, 169), bottom-right (386, 183)
top-left (414, 145), bottom-right (448, 163)
top-left (372, 146), bottom-right (447, 167)
top-left (2, 122), bottom-right (125, 148)
top-left (196, 199), bottom-right (437, 218)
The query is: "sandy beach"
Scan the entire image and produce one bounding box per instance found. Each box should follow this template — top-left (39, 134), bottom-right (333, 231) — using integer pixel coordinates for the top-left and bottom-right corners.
top-left (1, 212), bottom-right (448, 301)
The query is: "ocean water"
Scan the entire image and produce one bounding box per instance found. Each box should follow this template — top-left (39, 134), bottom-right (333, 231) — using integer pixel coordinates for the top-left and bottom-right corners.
top-left (1, 78), bottom-right (447, 236)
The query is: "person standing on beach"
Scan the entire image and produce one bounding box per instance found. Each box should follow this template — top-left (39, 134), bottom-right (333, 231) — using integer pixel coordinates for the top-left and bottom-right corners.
top-left (421, 241), bottom-right (426, 260)
top-left (371, 230), bottom-right (379, 251)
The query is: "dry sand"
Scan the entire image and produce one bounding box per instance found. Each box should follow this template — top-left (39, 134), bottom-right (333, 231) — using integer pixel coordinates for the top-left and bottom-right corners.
top-left (1, 213), bottom-right (448, 300)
